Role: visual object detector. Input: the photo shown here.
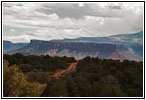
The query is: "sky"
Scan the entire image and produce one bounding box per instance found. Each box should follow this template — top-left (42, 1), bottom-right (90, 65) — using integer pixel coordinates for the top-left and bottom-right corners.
top-left (3, 2), bottom-right (143, 43)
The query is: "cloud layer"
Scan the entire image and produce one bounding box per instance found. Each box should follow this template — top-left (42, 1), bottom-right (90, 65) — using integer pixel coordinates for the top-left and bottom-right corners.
top-left (3, 2), bottom-right (143, 43)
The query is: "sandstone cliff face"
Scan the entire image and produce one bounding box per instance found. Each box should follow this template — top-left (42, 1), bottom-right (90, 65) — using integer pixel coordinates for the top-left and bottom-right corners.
top-left (7, 40), bottom-right (142, 61)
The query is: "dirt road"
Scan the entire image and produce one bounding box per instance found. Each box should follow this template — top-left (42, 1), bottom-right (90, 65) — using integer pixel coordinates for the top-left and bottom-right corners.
top-left (52, 62), bottom-right (77, 79)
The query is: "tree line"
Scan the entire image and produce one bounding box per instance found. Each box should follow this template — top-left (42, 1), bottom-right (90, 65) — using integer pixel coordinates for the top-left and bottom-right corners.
top-left (3, 54), bottom-right (143, 97)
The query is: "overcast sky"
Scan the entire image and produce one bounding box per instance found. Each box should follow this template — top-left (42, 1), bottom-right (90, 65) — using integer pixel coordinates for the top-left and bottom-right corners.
top-left (3, 2), bottom-right (143, 43)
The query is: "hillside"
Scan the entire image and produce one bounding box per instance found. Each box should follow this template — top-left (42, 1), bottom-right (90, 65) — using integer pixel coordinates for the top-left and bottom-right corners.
top-left (51, 31), bottom-right (143, 44)
top-left (3, 40), bottom-right (28, 52)
top-left (6, 40), bottom-right (142, 61)
top-left (51, 31), bottom-right (143, 57)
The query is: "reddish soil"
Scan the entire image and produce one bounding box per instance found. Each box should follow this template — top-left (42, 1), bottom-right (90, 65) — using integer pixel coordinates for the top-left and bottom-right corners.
top-left (52, 62), bottom-right (77, 79)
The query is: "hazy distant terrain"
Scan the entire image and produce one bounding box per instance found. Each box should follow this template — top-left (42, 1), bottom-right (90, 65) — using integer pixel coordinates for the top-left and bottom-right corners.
top-left (5, 31), bottom-right (143, 61)
top-left (3, 41), bottom-right (28, 52)
top-left (6, 40), bottom-right (142, 61)
top-left (52, 31), bottom-right (143, 57)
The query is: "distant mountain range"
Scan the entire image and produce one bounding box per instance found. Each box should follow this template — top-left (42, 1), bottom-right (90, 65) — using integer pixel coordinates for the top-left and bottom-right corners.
top-left (3, 41), bottom-right (28, 52)
top-left (6, 40), bottom-right (142, 61)
top-left (4, 31), bottom-right (143, 61)
top-left (51, 31), bottom-right (143, 44)
top-left (51, 31), bottom-right (143, 57)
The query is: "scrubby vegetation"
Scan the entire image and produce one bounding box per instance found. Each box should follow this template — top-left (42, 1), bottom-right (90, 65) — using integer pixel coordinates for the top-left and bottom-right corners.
top-left (42, 57), bottom-right (143, 97)
top-left (3, 54), bottom-right (143, 97)
top-left (3, 60), bottom-right (46, 97)
top-left (4, 53), bottom-right (76, 72)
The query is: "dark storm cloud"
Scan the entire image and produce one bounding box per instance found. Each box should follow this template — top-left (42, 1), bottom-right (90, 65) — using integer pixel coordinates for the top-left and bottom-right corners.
top-left (107, 4), bottom-right (122, 10)
top-left (36, 3), bottom-right (88, 19)
top-left (36, 3), bottom-right (124, 19)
